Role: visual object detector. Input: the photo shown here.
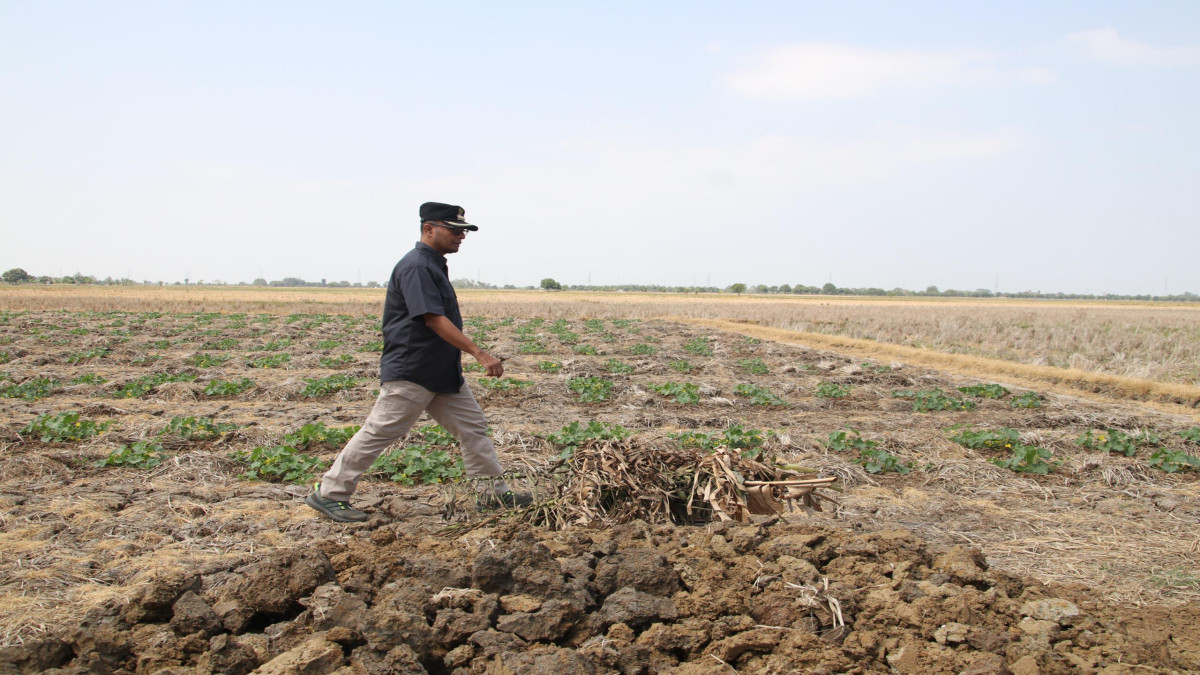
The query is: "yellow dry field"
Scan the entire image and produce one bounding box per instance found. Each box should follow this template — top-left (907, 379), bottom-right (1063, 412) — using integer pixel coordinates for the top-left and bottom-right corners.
top-left (4, 285), bottom-right (1198, 412)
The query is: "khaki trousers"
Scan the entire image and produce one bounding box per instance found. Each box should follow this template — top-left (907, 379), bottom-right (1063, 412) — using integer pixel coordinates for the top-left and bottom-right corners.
top-left (319, 380), bottom-right (510, 501)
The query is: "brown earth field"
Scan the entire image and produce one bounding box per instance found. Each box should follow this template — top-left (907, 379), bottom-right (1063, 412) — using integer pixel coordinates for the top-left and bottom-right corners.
top-left (1, 309), bottom-right (1199, 674)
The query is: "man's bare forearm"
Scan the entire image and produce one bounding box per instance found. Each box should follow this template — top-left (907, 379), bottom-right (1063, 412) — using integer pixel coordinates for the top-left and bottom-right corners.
top-left (424, 314), bottom-right (504, 376)
top-left (424, 314), bottom-right (480, 354)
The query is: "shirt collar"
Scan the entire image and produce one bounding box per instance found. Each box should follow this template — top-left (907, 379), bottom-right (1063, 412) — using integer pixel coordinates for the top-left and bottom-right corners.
top-left (414, 241), bottom-right (447, 264)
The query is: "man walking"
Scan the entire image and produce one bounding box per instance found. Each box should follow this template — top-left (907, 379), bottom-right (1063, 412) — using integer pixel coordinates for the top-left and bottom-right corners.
top-left (306, 202), bottom-right (531, 522)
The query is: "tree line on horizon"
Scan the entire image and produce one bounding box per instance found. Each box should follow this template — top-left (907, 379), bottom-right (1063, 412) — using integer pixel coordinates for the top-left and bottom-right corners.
top-left (2, 267), bottom-right (1196, 303)
top-left (0, 268), bottom-right (383, 289)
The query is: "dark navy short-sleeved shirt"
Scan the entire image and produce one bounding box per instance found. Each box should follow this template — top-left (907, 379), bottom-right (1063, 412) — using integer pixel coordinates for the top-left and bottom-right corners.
top-left (379, 242), bottom-right (464, 393)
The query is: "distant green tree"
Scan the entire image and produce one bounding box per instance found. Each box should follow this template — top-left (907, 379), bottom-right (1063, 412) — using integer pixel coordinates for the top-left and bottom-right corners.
top-left (540, 278), bottom-right (562, 291)
top-left (730, 283), bottom-right (747, 295)
top-left (452, 278), bottom-right (497, 289)
top-left (822, 282), bottom-right (837, 294)
top-left (252, 278), bottom-right (268, 286)
top-left (778, 284), bottom-right (792, 294)
top-left (925, 285), bottom-right (940, 295)
top-left (2, 268), bottom-right (30, 283)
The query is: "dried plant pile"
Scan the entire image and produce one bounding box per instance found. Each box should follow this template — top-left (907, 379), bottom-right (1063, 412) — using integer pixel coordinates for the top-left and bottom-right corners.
top-left (502, 439), bottom-right (837, 529)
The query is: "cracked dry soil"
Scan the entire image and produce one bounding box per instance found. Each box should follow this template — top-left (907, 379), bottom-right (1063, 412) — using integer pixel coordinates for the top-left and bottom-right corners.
top-left (4, 516), bottom-right (1200, 674)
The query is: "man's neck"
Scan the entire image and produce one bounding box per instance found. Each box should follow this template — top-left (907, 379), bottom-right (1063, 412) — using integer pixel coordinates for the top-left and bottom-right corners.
top-left (417, 240), bottom-right (447, 257)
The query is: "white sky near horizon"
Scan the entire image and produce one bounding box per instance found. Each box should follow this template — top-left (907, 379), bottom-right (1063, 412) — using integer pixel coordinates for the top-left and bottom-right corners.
top-left (1, 2), bottom-right (1198, 295)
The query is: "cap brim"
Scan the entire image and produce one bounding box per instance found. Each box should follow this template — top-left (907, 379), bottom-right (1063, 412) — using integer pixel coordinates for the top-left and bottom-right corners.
top-left (450, 223), bottom-right (479, 231)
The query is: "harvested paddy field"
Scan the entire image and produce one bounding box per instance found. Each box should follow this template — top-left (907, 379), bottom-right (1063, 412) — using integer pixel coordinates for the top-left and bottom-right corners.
top-left (6, 286), bottom-right (1200, 388)
top-left (1, 306), bottom-right (1199, 673)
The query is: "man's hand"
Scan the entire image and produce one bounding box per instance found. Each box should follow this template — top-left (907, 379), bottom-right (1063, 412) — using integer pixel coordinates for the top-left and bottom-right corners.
top-left (475, 351), bottom-right (504, 377)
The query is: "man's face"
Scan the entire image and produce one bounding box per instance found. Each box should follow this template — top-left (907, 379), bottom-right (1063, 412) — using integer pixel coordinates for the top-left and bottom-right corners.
top-left (425, 222), bottom-right (468, 254)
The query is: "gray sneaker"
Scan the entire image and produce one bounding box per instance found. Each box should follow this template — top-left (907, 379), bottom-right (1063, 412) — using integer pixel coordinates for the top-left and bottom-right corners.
top-left (305, 483), bottom-right (369, 522)
top-left (476, 491), bottom-right (534, 511)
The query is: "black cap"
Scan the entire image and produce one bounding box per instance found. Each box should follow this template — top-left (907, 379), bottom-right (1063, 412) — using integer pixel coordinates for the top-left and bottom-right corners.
top-left (419, 202), bottom-right (478, 231)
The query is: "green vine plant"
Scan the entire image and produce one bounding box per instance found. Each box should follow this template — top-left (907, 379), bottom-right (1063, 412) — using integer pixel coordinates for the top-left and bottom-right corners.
top-left (647, 382), bottom-right (701, 404)
top-left (541, 421), bottom-right (632, 459)
top-left (22, 411), bottom-right (115, 442)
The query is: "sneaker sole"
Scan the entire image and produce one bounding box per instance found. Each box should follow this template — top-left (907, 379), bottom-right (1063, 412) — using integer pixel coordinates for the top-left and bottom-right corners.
top-left (305, 493), bottom-right (369, 522)
top-left (475, 498), bottom-right (534, 511)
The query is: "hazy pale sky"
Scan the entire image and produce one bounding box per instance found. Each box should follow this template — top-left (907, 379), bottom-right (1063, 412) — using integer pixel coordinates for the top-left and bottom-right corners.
top-left (2, 1), bottom-right (1198, 294)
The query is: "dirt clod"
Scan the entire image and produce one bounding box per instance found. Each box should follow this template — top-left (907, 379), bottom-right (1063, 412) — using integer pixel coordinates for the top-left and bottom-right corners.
top-left (593, 547), bottom-right (682, 599)
top-left (220, 548), bottom-right (336, 622)
top-left (496, 598), bottom-right (583, 642)
top-left (195, 634), bottom-right (260, 675)
top-left (0, 638), bottom-right (72, 674)
top-left (1020, 597), bottom-right (1080, 624)
top-left (169, 590), bottom-right (223, 637)
top-left (122, 571), bottom-right (202, 624)
top-left (254, 636), bottom-right (344, 675)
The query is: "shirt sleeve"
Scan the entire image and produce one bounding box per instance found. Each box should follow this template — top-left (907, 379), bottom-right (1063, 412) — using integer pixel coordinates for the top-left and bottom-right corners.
top-left (398, 266), bottom-right (447, 320)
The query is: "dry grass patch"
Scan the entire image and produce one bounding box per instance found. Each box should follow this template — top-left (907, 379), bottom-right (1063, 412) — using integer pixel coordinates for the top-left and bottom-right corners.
top-left (688, 318), bottom-right (1200, 413)
top-left (833, 471), bottom-right (1200, 606)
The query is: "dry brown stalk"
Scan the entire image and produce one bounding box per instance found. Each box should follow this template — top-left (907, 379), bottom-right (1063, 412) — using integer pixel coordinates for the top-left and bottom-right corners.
top-left (506, 440), bottom-right (837, 528)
